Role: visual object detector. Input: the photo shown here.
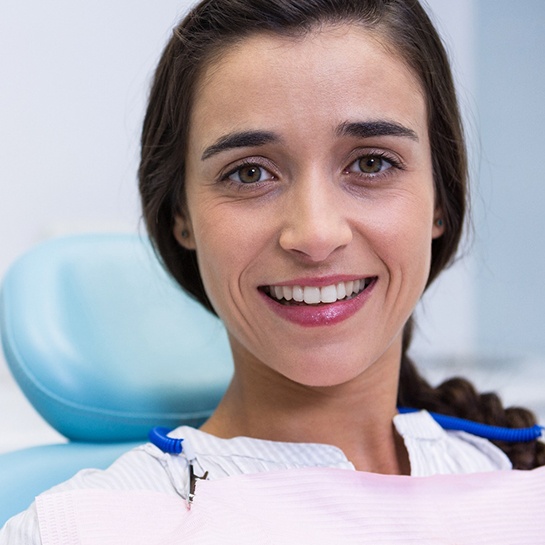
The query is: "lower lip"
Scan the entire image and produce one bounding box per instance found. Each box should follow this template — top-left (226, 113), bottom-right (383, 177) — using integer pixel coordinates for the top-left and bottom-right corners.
top-left (260, 279), bottom-right (376, 327)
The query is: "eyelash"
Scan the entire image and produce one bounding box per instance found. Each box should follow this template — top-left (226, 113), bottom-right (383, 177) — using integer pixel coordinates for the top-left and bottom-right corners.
top-left (343, 151), bottom-right (404, 179)
top-left (219, 151), bottom-right (403, 190)
top-left (221, 159), bottom-right (277, 188)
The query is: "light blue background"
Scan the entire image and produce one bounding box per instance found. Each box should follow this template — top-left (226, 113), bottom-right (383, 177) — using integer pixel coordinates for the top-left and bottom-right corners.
top-left (474, 0), bottom-right (545, 357)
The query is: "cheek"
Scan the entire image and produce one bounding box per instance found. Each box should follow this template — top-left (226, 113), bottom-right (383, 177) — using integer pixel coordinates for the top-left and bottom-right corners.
top-left (188, 202), bottom-right (267, 312)
top-left (192, 214), bottom-right (234, 305)
top-left (366, 191), bottom-right (435, 282)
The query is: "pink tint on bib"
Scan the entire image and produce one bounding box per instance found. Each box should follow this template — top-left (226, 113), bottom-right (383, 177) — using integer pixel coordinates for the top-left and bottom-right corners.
top-left (37, 466), bottom-right (545, 544)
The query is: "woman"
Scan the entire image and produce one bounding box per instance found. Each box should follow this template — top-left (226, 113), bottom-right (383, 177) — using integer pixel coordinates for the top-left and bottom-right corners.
top-left (138, 0), bottom-right (543, 470)
top-left (2, 0), bottom-right (544, 542)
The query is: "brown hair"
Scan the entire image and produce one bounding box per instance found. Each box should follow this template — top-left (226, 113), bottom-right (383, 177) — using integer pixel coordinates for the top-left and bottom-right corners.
top-left (139, 0), bottom-right (544, 468)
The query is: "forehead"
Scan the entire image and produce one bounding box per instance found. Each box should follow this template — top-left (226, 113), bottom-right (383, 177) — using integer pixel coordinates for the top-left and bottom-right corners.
top-left (189, 24), bottom-right (427, 148)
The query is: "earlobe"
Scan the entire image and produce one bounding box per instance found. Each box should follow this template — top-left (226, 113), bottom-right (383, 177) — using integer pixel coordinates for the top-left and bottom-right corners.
top-left (432, 213), bottom-right (445, 239)
top-left (173, 215), bottom-right (196, 250)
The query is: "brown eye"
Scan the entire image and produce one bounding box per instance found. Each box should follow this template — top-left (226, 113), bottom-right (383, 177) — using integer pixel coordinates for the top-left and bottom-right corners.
top-left (238, 165), bottom-right (263, 183)
top-left (358, 156), bottom-right (383, 174)
top-left (226, 163), bottom-right (275, 186)
top-left (345, 154), bottom-right (396, 177)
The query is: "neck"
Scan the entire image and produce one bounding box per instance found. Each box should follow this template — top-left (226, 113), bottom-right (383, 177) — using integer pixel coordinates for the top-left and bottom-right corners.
top-left (200, 336), bottom-right (410, 475)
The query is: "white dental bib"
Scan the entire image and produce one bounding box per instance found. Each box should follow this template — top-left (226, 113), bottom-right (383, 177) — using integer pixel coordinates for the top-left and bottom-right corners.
top-left (36, 465), bottom-right (545, 544)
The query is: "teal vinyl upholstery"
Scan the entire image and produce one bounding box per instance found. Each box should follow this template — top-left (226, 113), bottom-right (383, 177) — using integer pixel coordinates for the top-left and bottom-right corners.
top-left (0, 233), bottom-right (233, 526)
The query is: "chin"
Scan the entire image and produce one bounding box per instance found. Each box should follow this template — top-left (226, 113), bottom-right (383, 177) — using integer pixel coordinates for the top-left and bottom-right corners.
top-left (277, 358), bottom-right (373, 389)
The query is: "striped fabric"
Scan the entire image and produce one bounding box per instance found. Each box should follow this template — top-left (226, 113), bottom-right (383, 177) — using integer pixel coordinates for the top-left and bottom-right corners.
top-left (35, 466), bottom-right (545, 544)
top-left (0, 410), bottom-right (513, 544)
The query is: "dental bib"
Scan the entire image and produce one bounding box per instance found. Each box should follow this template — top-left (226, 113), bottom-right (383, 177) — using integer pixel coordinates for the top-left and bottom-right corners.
top-left (36, 465), bottom-right (545, 544)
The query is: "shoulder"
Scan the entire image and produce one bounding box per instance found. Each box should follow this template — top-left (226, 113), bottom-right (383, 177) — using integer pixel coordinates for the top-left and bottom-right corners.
top-left (0, 440), bottom-right (189, 543)
top-left (394, 410), bottom-right (512, 476)
top-left (43, 442), bottom-right (188, 497)
top-left (0, 504), bottom-right (41, 545)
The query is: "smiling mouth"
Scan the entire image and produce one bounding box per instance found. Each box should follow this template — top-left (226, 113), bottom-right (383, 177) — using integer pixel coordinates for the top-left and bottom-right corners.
top-left (261, 278), bottom-right (376, 306)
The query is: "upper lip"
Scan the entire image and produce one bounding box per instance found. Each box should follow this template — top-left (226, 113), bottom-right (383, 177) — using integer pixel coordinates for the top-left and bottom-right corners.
top-left (260, 274), bottom-right (372, 288)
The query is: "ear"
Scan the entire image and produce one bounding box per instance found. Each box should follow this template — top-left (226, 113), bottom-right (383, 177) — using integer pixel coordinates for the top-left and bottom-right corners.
top-left (432, 208), bottom-right (445, 239)
top-left (173, 214), bottom-right (196, 250)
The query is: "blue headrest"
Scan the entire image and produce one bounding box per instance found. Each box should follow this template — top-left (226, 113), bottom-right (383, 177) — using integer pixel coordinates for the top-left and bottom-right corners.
top-left (0, 234), bottom-right (233, 441)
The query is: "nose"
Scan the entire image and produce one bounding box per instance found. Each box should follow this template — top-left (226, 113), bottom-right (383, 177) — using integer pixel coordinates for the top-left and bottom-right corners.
top-left (278, 174), bottom-right (353, 262)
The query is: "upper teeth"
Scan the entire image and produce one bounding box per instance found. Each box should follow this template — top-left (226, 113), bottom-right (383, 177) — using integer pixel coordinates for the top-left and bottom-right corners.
top-left (269, 279), bottom-right (368, 304)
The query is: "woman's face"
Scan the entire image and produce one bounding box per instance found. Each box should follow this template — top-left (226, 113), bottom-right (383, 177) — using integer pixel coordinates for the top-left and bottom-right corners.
top-left (177, 25), bottom-right (443, 387)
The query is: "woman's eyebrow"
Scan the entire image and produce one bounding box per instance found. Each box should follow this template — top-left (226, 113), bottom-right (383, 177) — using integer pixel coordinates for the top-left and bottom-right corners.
top-left (201, 130), bottom-right (280, 160)
top-left (200, 121), bottom-right (417, 161)
top-left (337, 120), bottom-right (419, 141)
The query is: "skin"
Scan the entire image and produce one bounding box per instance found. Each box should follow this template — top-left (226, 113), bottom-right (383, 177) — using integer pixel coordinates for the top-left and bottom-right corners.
top-left (174, 24), bottom-right (444, 474)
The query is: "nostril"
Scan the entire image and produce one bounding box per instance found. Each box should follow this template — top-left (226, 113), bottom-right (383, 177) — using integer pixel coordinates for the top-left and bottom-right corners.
top-left (278, 226), bottom-right (352, 262)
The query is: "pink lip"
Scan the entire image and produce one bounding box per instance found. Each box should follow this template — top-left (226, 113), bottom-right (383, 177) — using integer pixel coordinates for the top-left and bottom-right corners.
top-left (260, 277), bottom-right (377, 327)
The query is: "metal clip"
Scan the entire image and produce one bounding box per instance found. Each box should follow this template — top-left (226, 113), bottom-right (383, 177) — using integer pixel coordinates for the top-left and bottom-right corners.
top-left (188, 462), bottom-right (209, 508)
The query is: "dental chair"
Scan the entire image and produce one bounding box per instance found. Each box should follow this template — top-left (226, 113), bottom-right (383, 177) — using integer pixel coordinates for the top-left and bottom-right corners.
top-left (0, 233), bottom-right (233, 526)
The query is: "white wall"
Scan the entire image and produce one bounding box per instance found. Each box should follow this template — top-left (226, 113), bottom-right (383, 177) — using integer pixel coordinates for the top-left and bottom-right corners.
top-left (0, 1), bottom-right (192, 278)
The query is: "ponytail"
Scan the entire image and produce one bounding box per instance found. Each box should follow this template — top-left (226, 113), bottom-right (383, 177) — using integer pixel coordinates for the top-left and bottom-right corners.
top-left (397, 320), bottom-right (545, 469)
